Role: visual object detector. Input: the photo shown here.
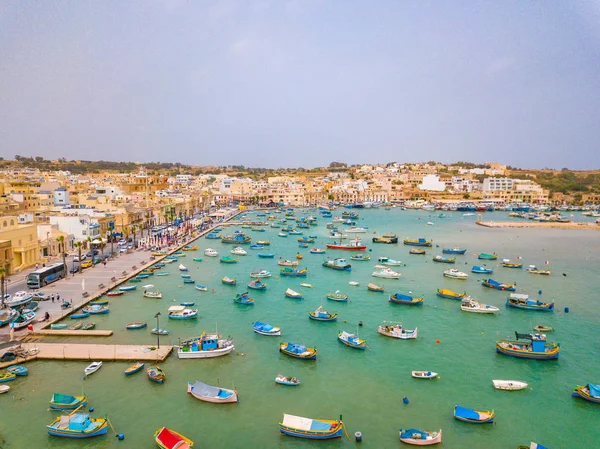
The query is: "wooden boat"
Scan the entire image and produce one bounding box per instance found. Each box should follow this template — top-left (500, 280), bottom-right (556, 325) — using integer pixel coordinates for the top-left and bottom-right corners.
top-left (151, 328), bottom-right (170, 335)
top-left (285, 288), bottom-right (303, 299)
top-left (168, 306), bottom-right (198, 320)
top-left (187, 380), bottom-right (238, 403)
top-left (6, 365), bottom-right (28, 376)
top-left (412, 371), bottom-right (438, 379)
top-left (373, 233), bottom-right (398, 244)
top-left (443, 269), bottom-right (468, 280)
top-left (310, 248), bottom-right (326, 254)
top-left (502, 260), bottom-right (523, 269)
top-left (84, 361), bottom-right (102, 376)
top-left (507, 294), bottom-right (554, 311)
top-left (528, 265), bottom-right (551, 275)
top-left (403, 238), bottom-right (432, 247)
top-left (0, 385), bottom-right (9, 394)
top-left (436, 288), bottom-right (466, 300)
top-left (326, 292), bottom-right (348, 302)
top-left (275, 374), bottom-right (300, 386)
top-left (51, 324), bottom-right (68, 329)
top-left (367, 283), bottom-right (384, 292)
top-left (82, 322), bottom-right (96, 330)
top-left (322, 258), bottom-right (352, 271)
top-left (234, 292), bottom-right (255, 305)
top-left (195, 284), bottom-right (208, 291)
top-left (11, 310), bottom-right (36, 329)
top-left (143, 291), bottom-right (162, 299)
top-left (69, 323), bottom-right (83, 330)
top-left (533, 325), bottom-right (554, 333)
top-left (461, 298), bottom-right (499, 314)
top-left (257, 240), bottom-right (271, 245)
top-left (278, 259), bottom-right (299, 267)
top-left (279, 414), bottom-right (343, 439)
top-left (49, 393), bottom-right (87, 410)
top-left (89, 299), bottom-right (109, 306)
top-left (308, 305), bottom-right (337, 321)
top-left (482, 278), bottom-right (516, 291)
top-left (349, 253), bottom-right (370, 261)
top-left (378, 323), bottom-right (418, 339)
top-left (178, 333), bottom-right (235, 359)
top-left (154, 427), bottom-right (194, 449)
top-left (492, 380), bottom-right (528, 391)
top-left (182, 245), bottom-right (198, 251)
top-left (442, 247), bottom-right (467, 254)
top-left (338, 330), bottom-right (367, 349)
top-left (409, 249), bottom-right (426, 255)
top-left (280, 268), bottom-right (308, 277)
top-left (572, 383), bottom-right (600, 404)
top-left (326, 237), bottom-right (367, 251)
top-left (248, 279), bottom-right (267, 290)
top-left (398, 428), bottom-right (442, 445)
top-left (496, 331), bottom-right (560, 360)
top-left (253, 321), bottom-right (281, 336)
top-left (147, 365), bottom-right (166, 384)
top-left (82, 305), bottom-right (109, 315)
top-left (119, 285), bottom-right (137, 292)
top-left (106, 289), bottom-right (124, 295)
top-left (454, 405), bottom-right (495, 423)
top-left (258, 253), bottom-right (275, 258)
top-left (126, 322), bottom-right (147, 330)
top-left (124, 362), bottom-right (145, 376)
top-left (478, 252), bottom-right (498, 260)
top-left (279, 342), bottom-right (317, 360)
top-left (433, 255), bottom-right (456, 264)
top-left (221, 276), bottom-right (237, 285)
top-left (472, 265), bottom-right (493, 274)
top-left (389, 292), bottom-right (424, 305)
top-left (220, 256), bottom-right (238, 264)
top-left (250, 269), bottom-right (271, 278)
top-left (0, 372), bottom-right (16, 383)
top-left (46, 412), bottom-right (108, 438)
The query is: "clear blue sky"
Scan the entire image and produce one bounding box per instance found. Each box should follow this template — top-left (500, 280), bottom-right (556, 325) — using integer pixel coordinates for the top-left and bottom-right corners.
top-left (1, 1), bottom-right (599, 169)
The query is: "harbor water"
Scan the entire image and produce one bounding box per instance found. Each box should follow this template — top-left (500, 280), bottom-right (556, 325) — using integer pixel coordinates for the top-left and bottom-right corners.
top-left (1, 209), bottom-right (598, 448)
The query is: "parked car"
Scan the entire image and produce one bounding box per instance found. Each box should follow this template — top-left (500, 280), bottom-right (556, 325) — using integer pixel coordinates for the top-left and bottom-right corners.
top-left (70, 265), bottom-right (80, 274)
top-left (117, 240), bottom-right (127, 246)
top-left (81, 260), bottom-right (93, 269)
top-left (73, 254), bottom-right (86, 262)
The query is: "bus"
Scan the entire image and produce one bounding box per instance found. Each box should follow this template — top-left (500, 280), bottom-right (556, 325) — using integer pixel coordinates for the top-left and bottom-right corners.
top-left (26, 263), bottom-right (66, 289)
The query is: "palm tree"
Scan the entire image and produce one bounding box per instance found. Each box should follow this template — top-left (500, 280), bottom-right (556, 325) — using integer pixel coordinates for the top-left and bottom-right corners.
top-left (0, 265), bottom-right (6, 308)
top-left (87, 236), bottom-right (93, 267)
top-left (131, 225), bottom-right (138, 248)
top-left (100, 242), bottom-right (105, 262)
top-left (107, 226), bottom-right (114, 257)
top-left (74, 242), bottom-right (83, 273)
top-left (57, 235), bottom-right (67, 277)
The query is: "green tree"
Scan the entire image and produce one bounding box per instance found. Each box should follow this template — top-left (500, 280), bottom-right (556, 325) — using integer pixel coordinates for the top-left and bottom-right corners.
top-left (0, 265), bottom-right (6, 308)
top-left (57, 235), bottom-right (67, 278)
top-left (74, 242), bottom-right (83, 273)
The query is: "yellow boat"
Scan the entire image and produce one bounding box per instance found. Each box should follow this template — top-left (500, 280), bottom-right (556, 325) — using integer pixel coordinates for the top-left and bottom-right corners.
top-left (182, 246), bottom-right (198, 251)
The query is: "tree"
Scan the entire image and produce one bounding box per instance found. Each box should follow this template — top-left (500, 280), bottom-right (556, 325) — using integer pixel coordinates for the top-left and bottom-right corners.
top-left (108, 226), bottom-right (114, 257)
top-left (463, 193), bottom-right (471, 199)
top-left (100, 242), bottom-right (105, 262)
top-left (0, 266), bottom-right (6, 308)
top-left (131, 225), bottom-right (138, 247)
top-left (57, 236), bottom-right (67, 278)
top-left (74, 242), bottom-right (83, 273)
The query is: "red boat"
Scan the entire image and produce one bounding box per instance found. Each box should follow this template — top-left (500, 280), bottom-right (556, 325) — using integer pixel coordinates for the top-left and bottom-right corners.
top-left (106, 291), bottom-right (124, 297)
top-left (155, 427), bottom-right (194, 449)
top-left (326, 238), bottom-right (367, 251)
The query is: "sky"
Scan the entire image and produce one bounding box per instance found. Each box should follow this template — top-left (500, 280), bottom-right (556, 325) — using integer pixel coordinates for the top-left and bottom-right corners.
top-left (1, 1), bottom-right (599, 169)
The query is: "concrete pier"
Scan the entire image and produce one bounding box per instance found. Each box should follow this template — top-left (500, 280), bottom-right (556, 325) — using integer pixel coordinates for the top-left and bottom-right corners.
top-left (32, 329), bottom-right (113, 337)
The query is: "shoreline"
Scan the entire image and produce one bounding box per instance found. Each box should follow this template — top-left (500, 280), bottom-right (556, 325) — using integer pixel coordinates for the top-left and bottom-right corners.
top-left (476, 220), bottom-right (600, 230)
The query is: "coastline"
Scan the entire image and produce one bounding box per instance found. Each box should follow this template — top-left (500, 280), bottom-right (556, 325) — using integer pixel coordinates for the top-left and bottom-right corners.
top-left (476, 220), bottom-right (600, 230)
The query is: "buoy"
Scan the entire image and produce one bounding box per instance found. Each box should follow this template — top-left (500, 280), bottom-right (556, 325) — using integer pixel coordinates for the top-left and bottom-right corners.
top-left (436, 339), bottom-right (440, 344)
top-left (355, 431), bottom-right (362, 442)
top-left (403, 397), bottom-right (409, 404)
top-left (117, 434), bottom-right (125, 440)
top-left (538, 290), bottom-right (542, 294)
top-left (358, 321), bottom-right (363, 327)
top-left (564, 307), bottom-right (569, 313)
top-left (89, 407), bottom-right (94, 412)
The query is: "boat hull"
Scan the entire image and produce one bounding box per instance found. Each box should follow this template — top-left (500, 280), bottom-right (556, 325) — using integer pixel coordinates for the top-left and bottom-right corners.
top-left (177, 345), bottom-right (234, 359)
top-left (496, 341), bottom-right (560, 359)
top-left (279, 422), bottom-right (343, 439)
top-left (572, 386), bottom-right (600, 404)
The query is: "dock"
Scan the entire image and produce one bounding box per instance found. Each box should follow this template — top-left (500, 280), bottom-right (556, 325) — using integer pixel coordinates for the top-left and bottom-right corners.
top-left (476, 220), bottom-right (599, 230)
top-left (32, 330), bottom-right (113, 337)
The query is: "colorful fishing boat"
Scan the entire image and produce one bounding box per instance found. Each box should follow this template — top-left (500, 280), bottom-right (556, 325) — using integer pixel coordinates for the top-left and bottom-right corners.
top-left (82, 322), bottom-right (96, 330)
top-left (461, 298), bottom-right (499, 314)
top-left (433, 255), bottom-right (456, 264)
top-left (502, 260), bottom-right (523, 269)
top-left (46, 412), bottom-right (108, 438)
top-left (285, 288), bottom-right (303, 299)
top-left (187, 380), bottom-right (238, 403)
top-left (275, 375), bottom-right (301, 386)
top-left (279, 342), bottom-right (317, 360)
top-left (389, 292), bottom-right (424, 305)
top-left (349, 253), bottom-right (371, 261)
top-left (409, 248), bottom-right (426, 255)
top-left (279, 414), bottom-right (343, 439)
top-left (442, 247), bottom-right (467, 254)
top-left (5, 365), bottom-right (27, 376)
top-left (403, 238), bottom-right (432, 247)
top-left (49, 393), bottom-right (87, 410)
top-left (178, 333), bottom-right (235, 359)
top-left (398, 428), bottom-right (442, 445)
top-left (528, 265), bottom-right (551, 275)
top-left (126, 322), bottom-right (147, 330)
top-left (0, 372), bottom-right (16, 383)
top-left (182, 245), bottom-right (198, 251)
top-left (221, 233), bottom-right (251, 244)
top-left (147, 365), bottom-right (166, 383)
top-left (106, 291), bottom-right (123, 297)
top-left (308, 305), bottom-right (337, 321)
top-left (248, 279), bottom-right (267, 290)
top-left (124, 362), bottom-right (145, 376)
top-left (143, 291), bottom-right (162, 299)
top-left (89, 299), bottom-right (109, 305)
top-left (478, 253), bottom-right (498, 260)
top-left (151, 328), bottom-right (170, 335)
top-left (234, 292), bottom-right (255, 305)
top-left (168, 306), bottom-right (198, 320)
top-left (326, 237), bottom-right (367, 251)
top-left (195, 284), bottom-right (208, 291)
top-left (253, 321), bottom-right (281, 336)
top-left (496, 331), bottom-right (560, 359)
top-left (492, 380), bottom-right (528, 391)
top-left (482, 278), bottom-right (516, 291)
top-left (280, 267), bottom-right (308, 277)
top-left (436, 288), bottom-right (466, 300)
top-left (472, 265), bottom-right (493, 274)
top-left (454, 405), bottom-right (495, 423)
top-left (278, 259), bottom-right (299, 267)
top-left (378, 323), bottom-right (418, 339)
top-left (506, 294), bottom-right (554, 311)
top-left (338, 330), bottom-right (367, 349)
top-left (119, 285), bottom-right (137, 292)
top-left (154, 427), bottom-right (194, 449)
top-left (82, 305), bottom-right (109, 315)
top-left (221, 276), bottom-right (237, 285)
top-left (310, 248), bottom-right (326, 254)
top-left (572, 383), bottom-right (600, 404)
top-left (257, 240), bottom-right (271, 246)
top-left (372, 233), bottom-right (398, 244)
top-left (322, 258), bottom-right (352, 271)
top-left (326, 292), bottom-right (349, 302)
top-left (11, 310), bottom-right (36, 329)
top-left (533, 325), bottom-right (554, 333)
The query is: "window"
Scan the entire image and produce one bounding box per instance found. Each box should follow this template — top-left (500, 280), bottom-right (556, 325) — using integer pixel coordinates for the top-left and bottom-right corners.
top-left (2, 221), bottom-right (6, 227)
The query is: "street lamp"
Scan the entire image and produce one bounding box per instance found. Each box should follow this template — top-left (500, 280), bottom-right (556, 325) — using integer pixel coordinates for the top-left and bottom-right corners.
top-left (154, 312), bottom-right (161, 348)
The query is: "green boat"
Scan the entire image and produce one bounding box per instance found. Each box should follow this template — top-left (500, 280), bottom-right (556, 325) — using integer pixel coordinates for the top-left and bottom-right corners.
top-left (220, 256), bottom-right (238, 264)
top-left (478, 253), bottom-right (498, 260)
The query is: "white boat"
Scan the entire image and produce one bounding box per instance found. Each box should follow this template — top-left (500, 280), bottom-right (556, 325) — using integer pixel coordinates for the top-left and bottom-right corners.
top-left (143, 291), bottom-right (163, 299)
top-left (204, 248), bottom-right (218, 257)
top-left (443, 269), bottom-right (468, 280)
top-left (250, 270), bottom-right (271, 278)
top-left (178, 264), bottom-right (188, 272)
top-left (329, 232), bottom-right (348, 239)
top-left (253, 321), bottom-right (281, 336)
top-left (4, 291), bottom-right (33, 308)
top-left (84, 361), bottom-right (102, 376)
top-left (492, 380), bottom-right (529, 391)
top-left (426, 221), bottom-right (434, 226)
top-left (349, 281), bottom-right (360, 286)
top-left (300, 283), bottom-right (313, 288)
top-left (382, 259), bottom-right (402, 266)
top-left (278, 232), bottom-right (288, 237)
top-left (345, 226), bottom-right (368, 233)
top-left (0, 385), bottom-right (10, 394)
top-left (378, 323), bottom-right (418, 339)
top-left (195, 284), bottom-right (208, 291)
top-left (372, 267), bottom-right (401, 279)
top-left (230, 247), bottom-right (247, 256)
top-left (278, 259), bottom-right (299, 267)
top-left (460, 298), bottom-right (499, 314)
top-left (412, 370), bottom-right (438, 379)
top-left (285, 288), bottom-right (303, 299)
top-left (177, 333), bottom-right (234, 359)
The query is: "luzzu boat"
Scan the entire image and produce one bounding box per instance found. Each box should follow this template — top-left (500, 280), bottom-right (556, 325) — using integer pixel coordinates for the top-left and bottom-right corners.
top-left (308, 305), bottom-right (337, 321)
top-left (178, 333), bottom-right (234, 359)
top-left (506, 293), bottom-right (554, 311)
top-left (496, 331), bottom-right (560, 360)
top-left (378, 323), bottom-right (418, 339)
top-left (472, 265), bottom-right (493, 274)
top-left (285, 288), bottom-right (303, 299)
top-left (280, 268), bottom-right (308, 277)
top-left (275, 375), bottom-right (300, 386)
top-left (221, 276), bottom-right (236, 285)
top-left (147, 365), bottom-right (166, 384)
top-left (478, 252), bottom-right (498, 260)
top-left (322, 258), bottom-right (351, 271)
top-left (279, 342), bottom-right (317, 360)
top-left (502, 259), bottom-right (523, 269)
top-left (279, 414), bottom-right (344, 439)
top-left (248, 279), bottom-right (267, 290)
top-left (389, 292), bottom-right (424, 306)
top-left (187, 380), bottom-right (238, 403)
top-left (398, 428), bottom-right (442, 445)
top-left (436, 288), bottom-right (466, 300)
top-left (482, 278), bottom-right (516, 291)
top-left (253, 321), bottom-right (281, 336)
top-left (528, 265), bottom-right (551, 275)
top-left (234, 292), bottom-right (254, 305)
top-left (338, 330), bottom-right (367, 349)
top-left (572, 383), bottom-right (600, 404)
top-left (154, 427), bottom-right (194, 449)
top-left (442, 247), bottom-right (467, 254)
top-left (349, 254), bottom-right (370, 261)
top-left (326, 292), bottom-right (349, 302)
top-left (453, 405), bottom-right (495, 423)
top-left (403, 238), bottom-right (432, 247)
top-left (221, 233), bottom-right (251, 244)
top-left (433, 255), bottom-right (456, 264)
top-left (49, 393), bottom-right (87, 410)
top-left (46, 412), bottom-right (108, 438)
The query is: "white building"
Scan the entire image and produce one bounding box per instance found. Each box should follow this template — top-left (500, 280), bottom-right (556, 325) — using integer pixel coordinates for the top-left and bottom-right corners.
top-left (49, 215), bottom-right (102, 242)
top-left (54, 187), bottom-right (70, 206)
top-left (418, 175), bottom-right (446, 192)
top-left (483, 178), bottom-right (515, 191)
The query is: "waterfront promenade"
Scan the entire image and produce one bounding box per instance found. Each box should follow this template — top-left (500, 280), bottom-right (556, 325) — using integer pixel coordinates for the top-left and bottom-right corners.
top-left (477, 220), bottom-right (600, 230)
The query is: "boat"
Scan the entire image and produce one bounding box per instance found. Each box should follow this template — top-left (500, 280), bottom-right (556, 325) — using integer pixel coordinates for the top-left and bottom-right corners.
top-left (234, 292), bottom-right (255, 305)
top-left (0, 384), bottom-right (10, 394)
top-left (178, 333), bottom-right (235, 359)
top-left (372, 267), bottom-right (401, 279)
top-left (279, 342), bottom-right (317, 360)
top-left (126, 322), bottom-right (147, 330)
top-left (461, 298), bottom-right (499, 314)
top-left (151, 328), bottom-right (170, 335)
top-left (51, 323), bottom-right (68, 330)
top-left (82, 322), bottom-right (96, 330)
top-left (382, 259), bottom-right (402, 266)
top-left (378, 323), bottom-right (418, 339)
top-left (278, 259), bottom-right (299, 267)
top-left (275, 374), bottom-right (301, 386)
top-left (454, 405), bottom-right (495, 423)
top-left (204, 248), bottom-right (218, 257)
top-left (0, 372), bottom-right (16, 383)
top-left (349, 281), bottom-right (360, 286)
top-left (310, 248), bottom-right (326, 254)
top-left (279, 414), bottom-right (343, 439)
top-left (442, 247), bottom-right (467, 254)
top-left (250, 269), bottom-right (271, 278)
top-left (350, 254), bottom-right (370, 261)
top-left (412, 371), bottom-right (438, 379)
top-left (367, 283), bottom-right (385, 292)
top-left (326, 237), bottom-right (367, 251)
top-left (300, 283), bottom-right (313, 288)
top-left (6, 365), bottom-right (27, 376)
top-left (24, 300), bottom-right (39, 312)
top-left (168, 306), bottom-right (198, 320)
top-left (46, 412), bottom-right (108, 438)
top-left (482, 278), bottom-right (516, 291)
top-left (70, 312), bottom-right (91, 319)
top-left (143, 291), bottom-right (162, 299)
top-left (502, 260), bottom-right (523, 269)
top-left (528, 265), bottom-right (551, 275)
top-left (154, 427), bottom-right (194, 449)
top-left (230, 247), bottom-right (247, 256)
top-left (182, 245), bottom-right (198, 251)
top-left (119, 285), bottom-right (137, 292)
top-left (443, 269), bottom-right (468, 280)
top-left (258, 253), bottom-right (275, 258)
top-left (69, 323), bottom-right (82, 330)
top-left (496, 331), bottom-right (560, 359)
top-left (436, 289), bottom-right (466, 300)
top-left (280, 267), bottom-right (308, 277)
top-left (326, 292), bottom-right (349, 302)
top-left (572, 383), bottom-right (600, 404)
top-left (106, 290), bottom-right (124, 297)
top-left (322, 258), bottom-right (352, 271)
top-left (124, 362), bottom-right (145, 376)
top-left (248, 279), bottom-right (267, 290)
top-left (221, 233), bottom-right (251, 244)
top-left (373, 233), bottom-right (398, 244)
top-left (0, 308), bottom-right (17, 326)
top-left (389, 292), bottom-right (424, 305)
top-left (250, 244), bottom-right (264, 250)
top-left (403, 238), bottom-right (432, 247)
top-left (533, 325), bottom-right (554, 333)
top-left (338, 330), bottom-right (367, 349)
top-left (409, 249), bottom-right (426, 255)
top-left (89, 299), bottom-right (109, 305)
top-left (49, 393), bottom-right (87, 410)
top-left (192, 258), bottom-right (203, 262)
top-left (11, 310), bottom-right (36, 329)
top-left (221, 276), bottom-right (237, 285)
top-left (506, 293), bottom-right (554, 311)
top-left (84, 361), bottom-right (102, 376)
top-left (278, 232), bottom-right (288, 237)
top-left (178, 264), bottom-right (188, 272)
top-left (187, 380), bottom-right (238, 403)
top-left (433, 255), bottom-right (455, 264)
top-left (147, 365), bottom-right (166, 383)
top-left (492, 380), bottom-right (528, 391)
top-left (285, 288), bottom-right (303, 299)
top-left (308, 305), bottom-right (337, 321)
top-left (195, 284), bottom-right (208, 291)
top-left (220, 256), bottom-right (238, 264)
top-left (82, 305), bottom-right (109, 315)
top-left (472, 265), bottom-right (493, 274)
top-left (3, 291), bottom-right (33, 308)
top-left (253, 321), bottom-right (281, 336)
top-left (478, 252), bottom-right (498, 260)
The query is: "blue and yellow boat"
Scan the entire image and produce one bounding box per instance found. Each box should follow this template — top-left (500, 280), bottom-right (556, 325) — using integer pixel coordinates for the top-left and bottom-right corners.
top-left (482, 278), bottom-right (516, 291)
top-left (46, 412), bottom-right (108, 438)
top-left (279, 414), bottom-right (344, 439)
top-left (496, 331), bottom-right (560, 360)
top-left (389, 292), bottom-right (424, 306)
top-left (443, 247), bottom-right (467, 254)
top-left (279, 342), bottom-right (317, 360)
top-left (403, 238), bottom-right (432, 247)
top-left (49, 393), bottom-right (87, 410)
top-left (506, 294), bottom-right (554, 311)
top-left (454, 405), bottom-right (495, 423)
top-left (572, 383), bottom-right (600, 404)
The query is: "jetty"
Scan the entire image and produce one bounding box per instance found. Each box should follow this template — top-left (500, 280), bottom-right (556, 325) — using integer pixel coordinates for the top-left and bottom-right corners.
top-left (476, 220), bottom-right (599, 230)
top-left (32, 329), bottom-right (113, 337)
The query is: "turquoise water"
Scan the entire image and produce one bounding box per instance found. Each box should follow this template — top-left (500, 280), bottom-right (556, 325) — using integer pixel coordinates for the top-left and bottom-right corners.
top-left (1, 209), bottom-right (599, 448)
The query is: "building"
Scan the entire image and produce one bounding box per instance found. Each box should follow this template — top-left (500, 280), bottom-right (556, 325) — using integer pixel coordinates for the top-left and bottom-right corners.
top-left (418, 175), bottom-right (446, 192)
top-left (0, 215), bottom-right (41, 273)
top-left (483, 178), bottom-right (515, 191)
top-left (54, 187), bottom-right (70, 206)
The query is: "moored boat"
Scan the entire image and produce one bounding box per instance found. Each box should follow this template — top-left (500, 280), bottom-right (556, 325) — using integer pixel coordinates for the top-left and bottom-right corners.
top-left (279, 414), bottom-right (343, 439)
top-left (433, 255), bottom-right (455, 264)
top-left (506, 293), bottom-right (554, 312)
top-left (178, 264), bottom-right (188, 272)
top-left (492, 380), bottom-right (528, 391)
top-left (275, 375), bottom-right (301, 386)
top-left (220, 256), bottom-right (238, 264)
top-left (528, 265), bottom-right (551, 275)
top-left (124, 362), bottom-right (145, 376)
top-left (403, 238), bottom-right (432, 247)
top-left (482, 278), bottom-right (516, 291)
top-left (453, 405), bottom-right (495, 423)
top-left (195, 284), bottom-right (208, 291)
top-left (338, 330), bottom-right (367, 349)
top-left (82, 305), bottom-right (109, 315)
top-left (278, 259), bottom-right (299, 267)
top-left (443, 269), bottom-right (468, 280)
top-left (178, 333), bottom-right (234, 359)
top-left (147, 365), bottom-right (166, 383)
top-left (496, 331), bottom-right (560, 360)
top-left (285, 288), bottom-right (303, 299)
top-left (478, 252), bottom-right (498, 260)
top-left (221, 276), bottom-right (237, 285)
top-left (248, 279), bottom-right (268, 290)
top-left (168, 306), bottom-right (198, 320)
top-left (389, 292), bottom-right (424, 305)
top-left (82, 322), bottom-right (96, 330)
top-left (472, 265), bottom-right (493, 274)
top-left (308, 305), bottom-right (337, 321)
top-left (572, 383), bottom-right (600, 404)
top-left (234, 292), bottom-right (255, 305)
top-left (230, 247), bottom-right (247, 256)
top-left (378, 323), bottom-right (418, 339)
top-left (533, 325), bottom-right (553, 333)
top-left (154, 427), bottom-right (194, 449)
top-left (70, 312), bottom-right (91, 319)
top-left (279, 342), bottom-right (317, 360)
top-left (250, 269), bottom-right (271, 278)
top-left (126, 322), bottom-right (147, 330)
top-left (143, 291), bottom-right (162, 299)
top-left (46, 413), bottom-right (108, 438)
top-left (187, 380), bottom-right (238, 403)
top-left (280, 267), bottom-right (308, 277)
top-left (322, 258), bottom-right (351, 271)
top-left (6, 365), bottom-right (27, 376)
top-left (204, 248), bottom-right (218, 257)
top-left (373, 233), bottom-right (398, 244)
top-left (367, 283), bottom-right (384, 292)
top-left (326, 238), bottom-right (367, 251)
top-left (502, 259), bottom-right (523, 269)
top-left (349, 253), bottom-right (370, 261)
top-left (253, 321), bottom-right (281, 336)
top-left (11, 310), bottom-right (36, 329)
top-left (0, 372), bottom-right (16, 383)
top-left (310, 248), bottom-right (326, 254)
top-left (326, 292), bottom-right (349, 302)
top-left (49, 393), bottom-right (87, 410)
top-left (412, 371), bottom-right (438, 379)
top-left (442, 247), bottom-right (467, 254)
top-left (84, 361), bottom-right (102, 376)
top-left (119, 285), bottom-right (137, 292)
top-left (398, 428), bottom-right (442, 445)
top-left (436, 288), bottom-right (466, 300)
top-left (151, 328), bottom-right (170, 335)
top-left (372, 267), bottom-right (401, 279)
top-left (106, 290), bottom-right (124, 297)
top-left (409, 248), bottom-right (426, 255)
top-left (461, 298), bottom-right (499, 314)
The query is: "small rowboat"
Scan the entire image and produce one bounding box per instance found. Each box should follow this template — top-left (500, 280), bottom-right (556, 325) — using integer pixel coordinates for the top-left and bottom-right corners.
top-left (180, 301), bottom-right (195, 306)
top-left (183, 279), bottom-right (195, 284)
top-left (285, 288), bottom-right (303, 299)
top-left (492, 380), bottom-right (528, 391)
top-left (389, 292), bottom-right (424, 306)
top-left (156, 272), bottom-right (170, 276)
top-left (572, 383), bottom-right (600, 404)
top-left (300, 283), bottom-right (313, 288)
top-left (49, 393), bottom-right (87, 410)
top-left (106, 291), bottom-right (124, 297)
top-left (412, 371), bottom-right (438, 379)
top-left (187, 380), bottom-right (238, 403)
top-left (181, 274), bottom-right (191, 278)
top-left (326, 292), bottom-right (348, 302)
top-left (275, 374), bottom-right (300, 386)
top-left (234, 293), bottom-right (255, 305)
top-left (367, 283), bottom-right (384, 292)
top-left (0, 385), bottom-right (10, 394)
top-left (84, 361), bottom-right (102, 376)
top-left (89, 299), bottom-right (109, 305)
top-left (192, 257), bottom-right (203, 262)
top-left (279, 413), bottom-right (343, 439)
top-left (82, 322), bottom-right (96, 330)
top-left (46, 413), bottom-right (108, 438)
top-left (399, 428), bottom-right (442, 445)
top-left (533, 325), bottom-right (554, 333)
top-left (222, 276), bottom-right (237, 285)
top-left (124, 362), bottom-right (145, 376)
top-left (69, 323), bottom-right (82, 330)
top-left (70, 312), bottom-right (91, 319)
top-left (0, 372), bottom-right (16, 383)
top-left (253, 321), bottom-right (281, 336)
top-left (51, 324), bottom-right (68, 329)
top-left (6, 365), bottom-right (28, 376)
top-left (119, 285), bottom-right (137, 292)
top-left (151, 328), bottom-right (170, 335)
top-left (147, 365), bottom-right (166, 384)
top-left (436, 288), bottom-right (467, 300)
top-left (338, 330), bottom-right (367, 349)
top-left (126, 322), bottom-right (147, 330)
top-left (154, 427), bottom-right (194, 449)
top-left (258, 253), bottom-right (275, 258)
top-left (409, 249), bottom-right (426, 255)
top-left (454, 405), bottom-right (495, 423)
top-left (195, 284), bottom-right (208, 291)
top-left (308, 305), bottom-right (337, 321)
top-left (82, 305), bottom-right (109, 315)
